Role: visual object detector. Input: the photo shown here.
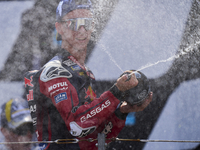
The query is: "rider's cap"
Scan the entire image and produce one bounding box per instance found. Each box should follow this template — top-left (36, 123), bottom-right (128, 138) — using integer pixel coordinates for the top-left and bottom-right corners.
top-left (56, 0), bottom-right (93, 22)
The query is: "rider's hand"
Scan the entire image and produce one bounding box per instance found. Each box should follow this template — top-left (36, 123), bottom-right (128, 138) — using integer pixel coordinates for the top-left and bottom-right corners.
top-left (115, 70), bottom-right (138, 92)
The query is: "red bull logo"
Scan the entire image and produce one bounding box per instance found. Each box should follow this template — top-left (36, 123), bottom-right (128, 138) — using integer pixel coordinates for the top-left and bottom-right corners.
top-left (84, 86), bottom-right (96, 100)
top-left (24, 76), bottom-right (34, 87)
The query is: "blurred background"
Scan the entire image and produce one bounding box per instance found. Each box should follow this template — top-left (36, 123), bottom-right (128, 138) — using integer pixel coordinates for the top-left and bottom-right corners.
top-left (0, 0), bottom-right (34, 143)
top-left (1, 0), bottom-right (200, 149)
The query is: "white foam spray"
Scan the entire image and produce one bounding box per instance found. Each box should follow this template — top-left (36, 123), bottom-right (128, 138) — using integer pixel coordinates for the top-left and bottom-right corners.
top-left (100, 43), bottom-right (124, 72)
top-left (100, 39), bottom-right (200, 74)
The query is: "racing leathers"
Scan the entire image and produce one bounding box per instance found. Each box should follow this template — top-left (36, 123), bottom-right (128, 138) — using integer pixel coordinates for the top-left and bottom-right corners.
top-left (24, 50), bottom-right (128, 150)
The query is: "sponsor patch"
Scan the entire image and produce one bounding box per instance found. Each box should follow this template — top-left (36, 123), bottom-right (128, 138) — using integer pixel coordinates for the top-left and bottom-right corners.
top-left (40, 60), bottom-right (72, 82)
top-left (79, 72), bottom-right (85, 76)
top-left (63, 59), bottom-right (76, 66)
top-left (50, 87), bottom-right (68, 97)
top-left (27, 90), bottom-right (33, 101)
top-left (71, 65), bottom-right (81, 71)
top-left (24, 76), bottom-right (33, 87)
top-left (84, 86), bottom-right (96, 100)
top-left (48, 82), bottom-right (68, 92)
top-left (102, 122), bottom-right (113, 137)
top-left (80, 99), bottom-right (111, 122)
top-left (70, 121), bottom-right (96, 137)
top-left (54, 92), bottom-right (67, 104)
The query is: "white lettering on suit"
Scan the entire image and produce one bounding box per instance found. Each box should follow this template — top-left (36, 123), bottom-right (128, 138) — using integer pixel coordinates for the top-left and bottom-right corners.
top-left (80, 100), bottom-right (111, 122)
top-left (48, 82), bottom-right (68, 92)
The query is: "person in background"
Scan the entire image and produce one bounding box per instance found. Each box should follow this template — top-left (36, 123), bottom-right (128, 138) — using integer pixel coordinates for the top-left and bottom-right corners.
top-left (0, 98), bottom-right (40, 150)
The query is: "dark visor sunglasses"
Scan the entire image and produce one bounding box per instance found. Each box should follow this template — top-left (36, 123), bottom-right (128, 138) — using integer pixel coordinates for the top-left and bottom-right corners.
top-left (61, 18), bottom-right (94, 31)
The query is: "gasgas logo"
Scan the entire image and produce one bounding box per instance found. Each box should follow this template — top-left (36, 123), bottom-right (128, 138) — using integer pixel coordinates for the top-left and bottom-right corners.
top-left (80, 100), bottom-right (111, 122)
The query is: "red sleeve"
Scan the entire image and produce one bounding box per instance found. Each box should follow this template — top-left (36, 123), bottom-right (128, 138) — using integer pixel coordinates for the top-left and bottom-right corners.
top-left (39, 77), bottom-right (121, 137)
top-left (78, 113), bottom-right (126, 150)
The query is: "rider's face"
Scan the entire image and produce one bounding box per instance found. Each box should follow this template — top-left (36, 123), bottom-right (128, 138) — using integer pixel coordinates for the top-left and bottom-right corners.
top-left (58, 9), bottom-right (93, 51)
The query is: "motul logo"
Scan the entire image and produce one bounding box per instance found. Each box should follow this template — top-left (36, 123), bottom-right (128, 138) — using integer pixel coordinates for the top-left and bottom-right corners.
top-left (48, 82), bottom-right (68, 92)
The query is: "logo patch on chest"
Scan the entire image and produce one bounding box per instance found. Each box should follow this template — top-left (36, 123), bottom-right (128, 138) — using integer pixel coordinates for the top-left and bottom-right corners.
top-left (84, 86), bottom-right (97, 100)
top-left (54, 92), bottom-right (67, 104)
top-left (40, 60), bottom-right (72, 82)
top-left (71, 65), bottom-right (81, 71)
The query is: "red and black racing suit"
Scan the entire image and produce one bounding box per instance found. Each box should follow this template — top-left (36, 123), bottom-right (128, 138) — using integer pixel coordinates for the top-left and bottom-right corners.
top-left (24, 50), bottom-right (128, 150)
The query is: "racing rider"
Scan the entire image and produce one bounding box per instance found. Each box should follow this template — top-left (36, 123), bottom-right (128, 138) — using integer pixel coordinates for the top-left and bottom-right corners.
top-left (24, 0), bottom-right (153, 149)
